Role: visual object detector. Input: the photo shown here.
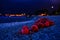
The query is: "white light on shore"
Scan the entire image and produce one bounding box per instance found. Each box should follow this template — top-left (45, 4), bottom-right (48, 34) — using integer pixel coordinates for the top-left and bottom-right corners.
top-left (51, 6), bottom-right (54, 8)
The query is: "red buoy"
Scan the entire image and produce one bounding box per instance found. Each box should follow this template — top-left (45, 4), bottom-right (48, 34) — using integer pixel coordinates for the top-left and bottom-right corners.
top-left (45, 21), bottom-right (50, 27)
top-left (31, 25), bottom-right (39, 32)
top-left (21, 26), bottom-right (30, 35)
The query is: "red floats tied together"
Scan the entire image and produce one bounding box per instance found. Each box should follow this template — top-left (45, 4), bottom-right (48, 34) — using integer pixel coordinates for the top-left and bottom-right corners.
top-left (34, 18), bottom-right (54, 28)
top-left (21, 26), bottom-right (30, 35)
top-left (19, 18), bottom-right (54, 35)
top-left (31, 25), bottom-right (39, 32)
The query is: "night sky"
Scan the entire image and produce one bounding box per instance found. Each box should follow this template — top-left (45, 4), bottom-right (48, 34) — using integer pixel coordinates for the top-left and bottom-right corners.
top-left (0, 0), bottom-right (59, 14)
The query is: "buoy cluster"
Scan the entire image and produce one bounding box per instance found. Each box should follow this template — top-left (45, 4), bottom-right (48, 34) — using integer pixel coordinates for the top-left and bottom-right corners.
top-left (18, 18), bottom-right (54, 35)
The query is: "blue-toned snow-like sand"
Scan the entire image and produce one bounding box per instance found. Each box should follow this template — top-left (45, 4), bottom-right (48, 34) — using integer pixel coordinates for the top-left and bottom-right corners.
top-left (0, 16), bottom-right (60, 40)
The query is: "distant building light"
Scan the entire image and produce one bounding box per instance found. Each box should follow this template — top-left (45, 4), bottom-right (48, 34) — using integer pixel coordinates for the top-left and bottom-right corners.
top-left (21, 14), bottom-right (24, 16)
top-left (38, 13), bottom-right (47, 16)
top-left (16, 14), bottom-right (25, 16)
top-left (5, 14), bottom-right (9, 16)
top-left (18, 15), bottom-right (23, 16)
top-left (51, 6), bottom-right (54, 8)
top-left (9, 14), bottom-right (15, 16)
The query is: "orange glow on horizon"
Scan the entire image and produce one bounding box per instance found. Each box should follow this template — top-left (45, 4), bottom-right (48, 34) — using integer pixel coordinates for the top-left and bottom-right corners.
top-left (5, 13), bottom-right (26, 16)
top-left (38, 13), bottom-right (47, 16)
